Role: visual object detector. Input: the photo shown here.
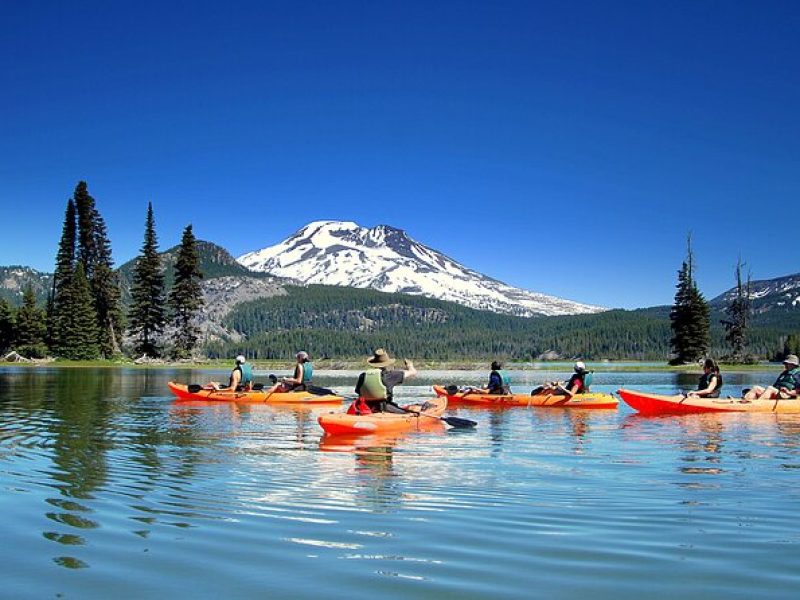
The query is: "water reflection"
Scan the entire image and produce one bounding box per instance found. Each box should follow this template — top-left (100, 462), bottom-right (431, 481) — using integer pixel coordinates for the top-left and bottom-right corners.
top-left (3, 366), bottom-right (800, 598)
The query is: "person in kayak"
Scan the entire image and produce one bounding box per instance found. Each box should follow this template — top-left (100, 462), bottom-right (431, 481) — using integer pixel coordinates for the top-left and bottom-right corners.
top-left (532, 361), bottom-right (591, 397)
top-left (743, 354), bottom-right (800, 400)
top-left (209, 355), bottom-right (253, 391)
top-left (353, 348), bottom-right (417, 414)
top-left (268, 351), bottom-right (314, 393)
top-left (686, 358), bottom-right (722, 398)
top-left (470, 361), bottom-right (511, 395)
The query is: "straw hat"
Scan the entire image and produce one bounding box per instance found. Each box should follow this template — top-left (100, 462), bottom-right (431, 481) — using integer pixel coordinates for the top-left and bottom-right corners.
top-left (367, 348), bottom-right (396, 367)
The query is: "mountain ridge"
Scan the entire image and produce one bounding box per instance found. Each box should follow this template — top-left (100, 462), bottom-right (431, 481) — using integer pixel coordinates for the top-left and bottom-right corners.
top-left (238, 220), bottom-right (605, 317)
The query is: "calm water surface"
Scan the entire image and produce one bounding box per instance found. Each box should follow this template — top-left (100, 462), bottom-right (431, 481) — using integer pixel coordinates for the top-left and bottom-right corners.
top-left (1, 367), bottom-right (799, 599)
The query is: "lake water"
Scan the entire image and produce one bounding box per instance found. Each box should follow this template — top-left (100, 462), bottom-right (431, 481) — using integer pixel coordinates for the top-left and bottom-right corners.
top-left (1, 366), bottom-right (799, 599)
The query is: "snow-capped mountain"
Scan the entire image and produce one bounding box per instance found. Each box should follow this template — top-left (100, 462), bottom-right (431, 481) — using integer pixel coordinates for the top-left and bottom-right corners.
top-left (238, 221), bottom-right (605, 317)
top-left (710, 272), bottom-right (800, 312)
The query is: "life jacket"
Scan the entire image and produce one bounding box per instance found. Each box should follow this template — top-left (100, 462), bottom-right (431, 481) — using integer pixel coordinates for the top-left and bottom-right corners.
top-left (301, 362), bottom-right (313, 383)
top-left (230, 363), bottom-right (252, 390)
top-left (567, 371), bottom-right (592, 394)
top-left (774, 367), bottom-right (800, 390)
top-left (347, 397), bottom-right (373, 415)
top-left (489, 370), bottom-right (511, 394)
top-left (359, 369), bottom-right (388, 401)
top-left (582, 371), bottom-right (593, 392)
top-left (698, 371), bottom-right (722, 398)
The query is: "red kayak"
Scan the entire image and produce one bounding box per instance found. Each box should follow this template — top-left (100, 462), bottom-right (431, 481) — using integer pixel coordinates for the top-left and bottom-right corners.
top-left (618, 388), bottom-right (800, 415)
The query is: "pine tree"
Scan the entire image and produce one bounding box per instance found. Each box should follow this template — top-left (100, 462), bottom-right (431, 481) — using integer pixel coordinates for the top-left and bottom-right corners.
top-left (15, 285), bottom-right (48, 358)
top-left (0, 298), bottom-right (15, 353)
top-left (56, 262), bottom-right (100, 360)
top-left (669, 235), bottom-right (710, 364)
top-left (72, 181), bottom-right (123, 357)
top-left (782, 334), bottom-right (800, 360)
top-left (169, 224), bottom-right (204, 358)
top-left (75, 181), bottom-right (98, 278)
top-left (721, 258), bottom-right (751, 362)
top-left (128, 202), bottom-right (165, 357)
top-left (49, 199), bottom-right (77, 352)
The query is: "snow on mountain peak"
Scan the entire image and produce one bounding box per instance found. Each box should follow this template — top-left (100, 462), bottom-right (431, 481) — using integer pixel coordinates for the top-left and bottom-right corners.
top-left (237, 221), bottom-right (605, 317)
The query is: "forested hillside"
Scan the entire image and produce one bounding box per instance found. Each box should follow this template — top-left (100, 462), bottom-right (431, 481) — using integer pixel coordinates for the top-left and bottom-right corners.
top-left (118, 240), bottom-right (275, 303)
top-left (209, 285), bottom-right (800, 360)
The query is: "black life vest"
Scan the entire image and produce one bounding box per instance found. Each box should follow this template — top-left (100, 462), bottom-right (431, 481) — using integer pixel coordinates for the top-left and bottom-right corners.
top-left (698, 371), bottom-right (722, 398)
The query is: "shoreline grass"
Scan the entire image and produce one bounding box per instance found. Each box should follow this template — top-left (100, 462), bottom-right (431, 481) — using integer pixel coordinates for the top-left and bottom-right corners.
top-left (1, 358), bottom-right (777, 373)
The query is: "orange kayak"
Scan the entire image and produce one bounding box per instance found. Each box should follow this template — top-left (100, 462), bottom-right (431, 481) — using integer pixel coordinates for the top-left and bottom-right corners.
top-left (167, 382), bottom-right (343, 404)
top-left (318, 397), bottom-right (448, 435)
top-left (618, 388), bottom-right (800, 414)
top-left (433, 385), bottom-right (618, 409)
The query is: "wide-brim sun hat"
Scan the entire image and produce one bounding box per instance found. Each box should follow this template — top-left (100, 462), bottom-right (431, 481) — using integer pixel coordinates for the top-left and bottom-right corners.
top-left (783, 354), bottom-right (799, 366)
top-left (367, 348), bottom-right (396, 367)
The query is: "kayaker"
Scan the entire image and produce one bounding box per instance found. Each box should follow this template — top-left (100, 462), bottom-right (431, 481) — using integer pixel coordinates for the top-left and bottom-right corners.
top-left (268, 351), bottom-right (314, 393)
top-left (353, 348), bottom-right (417, 414)
top-left (472, 361), bottom-right (511, 395)
top-left (210, 355), bottom-right (253, 391)
top-left (743, 354), bottom-right (800, 400)
top-left (686, 358), bottom-right (722, 398)
top-left (532, 361), bottom-right (591, 397)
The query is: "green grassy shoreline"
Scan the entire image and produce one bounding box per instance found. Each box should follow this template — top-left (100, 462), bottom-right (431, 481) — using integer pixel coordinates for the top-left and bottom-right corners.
top-left (1, 358), bottom-right (777, 373)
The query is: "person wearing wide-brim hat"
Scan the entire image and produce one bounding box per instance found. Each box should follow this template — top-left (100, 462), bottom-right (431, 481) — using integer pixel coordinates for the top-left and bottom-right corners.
top-left (353, 348), bottom-right (417, 414)
top-left (744, 354), bottom-right (800, 400)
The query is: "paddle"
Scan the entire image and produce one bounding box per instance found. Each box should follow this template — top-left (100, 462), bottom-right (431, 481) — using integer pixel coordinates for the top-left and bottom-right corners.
top-left (401, 404), bottom-right (477, 429)
top-left (345, 396), bottom-right (477, 429)
top-left (307, 384), bottom-right (336, 396)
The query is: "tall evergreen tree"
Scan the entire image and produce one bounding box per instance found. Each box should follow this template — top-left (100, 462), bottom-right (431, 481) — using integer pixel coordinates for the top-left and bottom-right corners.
top-left (15, 284), bottom-right (48, 358)
top-left (49, 199), bottom-right (77, 351)
top-left (0, 298), bottom-right (15, 353)
top-left (74, 181), bottom-right (98, 277)
top-left (721, 258), bottom-right (751, 362)
top-left (57, 263), bottom-right (100, 360)
top-left (128, 202), bottom-right (165, 357)
top-left (72, 181), bottom-right (123, 356)
top-left (669, 234), bottom-right (710, 364)
top-left (169, 224), bottom-right (204, 358)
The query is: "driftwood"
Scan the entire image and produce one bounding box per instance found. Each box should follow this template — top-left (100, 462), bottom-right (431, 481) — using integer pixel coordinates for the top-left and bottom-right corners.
top-left (133, 354), bottom-right (165, 365)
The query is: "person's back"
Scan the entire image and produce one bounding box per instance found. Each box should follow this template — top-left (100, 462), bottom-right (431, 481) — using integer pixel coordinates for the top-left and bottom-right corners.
top-left (487, 361), bottom-right (511, 394)
top-left (211, 355), bottom-right (251, 391)
top-left (354, 348), bottom-right (416, 413)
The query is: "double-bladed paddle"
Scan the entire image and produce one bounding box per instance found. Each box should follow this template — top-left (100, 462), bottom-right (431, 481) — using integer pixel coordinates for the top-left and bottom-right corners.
top-left (402, 406), bottom-right (477, 429)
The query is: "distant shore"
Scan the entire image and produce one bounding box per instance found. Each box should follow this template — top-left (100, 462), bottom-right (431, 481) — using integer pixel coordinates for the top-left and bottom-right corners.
top-left (0, 358), bottom-right (776, 373)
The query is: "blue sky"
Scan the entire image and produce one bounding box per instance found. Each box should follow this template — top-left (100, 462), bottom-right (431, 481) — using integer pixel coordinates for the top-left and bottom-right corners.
top-left (1, 1), bottom-right (798, 309)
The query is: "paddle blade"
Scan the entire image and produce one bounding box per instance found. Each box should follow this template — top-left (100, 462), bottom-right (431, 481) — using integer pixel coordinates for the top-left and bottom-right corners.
top-left (308, 384), bottom-right (335, 396)
top-left (188, 384), bottom-right (203, 393)
top-left (443, 416), bottom-right (477, 429)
